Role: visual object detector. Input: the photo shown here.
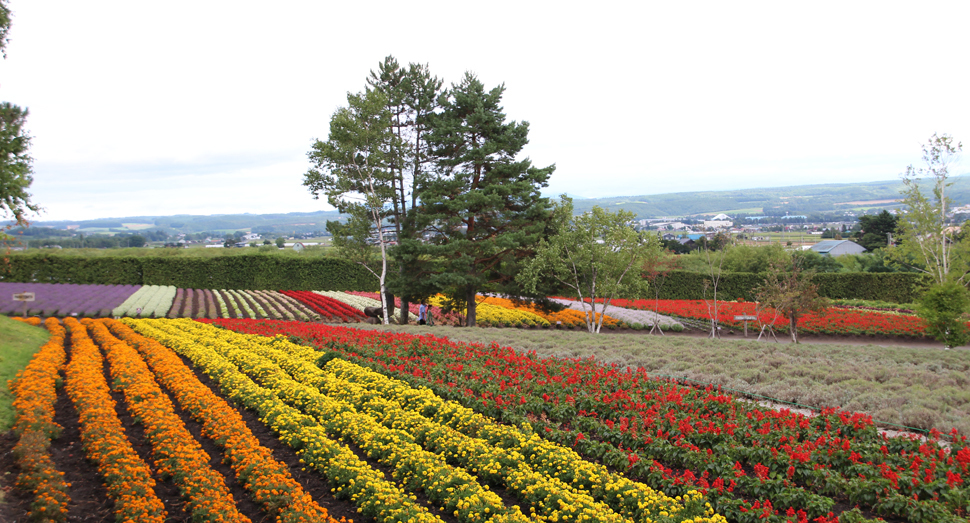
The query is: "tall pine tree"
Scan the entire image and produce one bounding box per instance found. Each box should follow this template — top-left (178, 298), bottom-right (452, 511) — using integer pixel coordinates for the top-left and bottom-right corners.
top-left (418, 73), bottom-right (555, 326)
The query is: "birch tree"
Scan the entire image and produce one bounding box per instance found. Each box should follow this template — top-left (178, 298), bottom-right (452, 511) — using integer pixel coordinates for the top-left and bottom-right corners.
top-left (518, 200), bottom-right (658, 333)
top-left (891, 133), bottom-right (969, 284)
top-left (304, 89), bottom-right (396, 323)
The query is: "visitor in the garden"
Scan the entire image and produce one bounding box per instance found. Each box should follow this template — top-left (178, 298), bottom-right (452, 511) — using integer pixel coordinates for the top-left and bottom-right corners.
top-left (418, 302), bottom-right (427, 325)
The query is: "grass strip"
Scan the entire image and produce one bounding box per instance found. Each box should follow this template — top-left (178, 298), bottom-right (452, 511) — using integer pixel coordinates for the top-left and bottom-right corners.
top-left (8, 317), bottom-right (71, 521)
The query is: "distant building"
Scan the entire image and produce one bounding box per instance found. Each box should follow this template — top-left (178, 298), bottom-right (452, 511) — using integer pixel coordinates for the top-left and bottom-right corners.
top-left (809, 240), bottom-right (866, 257)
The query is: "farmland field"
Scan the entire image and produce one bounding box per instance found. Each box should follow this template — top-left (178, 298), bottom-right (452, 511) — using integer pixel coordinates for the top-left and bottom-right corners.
top-left (2, 316), bottom-right (967, 523)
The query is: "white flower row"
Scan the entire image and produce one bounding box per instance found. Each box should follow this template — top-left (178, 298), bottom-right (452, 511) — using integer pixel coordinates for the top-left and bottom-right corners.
top-left (112, 285), bottom-right (177, 318)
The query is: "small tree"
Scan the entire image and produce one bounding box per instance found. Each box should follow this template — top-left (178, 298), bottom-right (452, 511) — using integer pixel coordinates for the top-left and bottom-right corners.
top-left (755, 257), bottom-right (829, 343)
top-left (916, 281), bottom-right (970, 349)
top-left (275, 236), bottom-right (285, 248)
top-left (518, 200), bottom-right (658, 333)
top-left (890, 133), bottom-right (968, 284)
top-left (641, 245), bottom-right (680, 334)
top-left (700, 235), bottom-right (730, 338)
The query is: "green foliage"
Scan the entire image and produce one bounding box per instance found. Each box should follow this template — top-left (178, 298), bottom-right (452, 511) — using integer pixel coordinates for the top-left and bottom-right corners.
top-left (854, 210), bottom-right (898, 251)
top-left (275, 236), bottom-right (285, 248)
top-left (650, 270), bottom-right (928, 303)
top-left (0, 253), bottom-right (377, 290)
top-left (416, 72), bottom-right (555, 326)
top-left (755, 257), bottom-right (829, 343)
top-left (0, 102), bottom-right (37, 224)
top-left (916, 281), bottom-right (970, 348)
top-left (890, 133), bottom-right (970, 285)
top-left (519, 200), bottom-right (659, 333)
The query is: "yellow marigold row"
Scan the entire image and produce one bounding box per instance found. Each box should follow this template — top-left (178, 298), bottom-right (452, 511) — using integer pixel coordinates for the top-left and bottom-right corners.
top-left (159, 321), bottom-right (717, 523)
top-left (325, 360), bottom-right (724, 523)
top-left (61, 317), bottom-right (167, 523)
top-left (125, 318), bottom-right (441, 523)
top-left (99, 318), bottom-right (346, 523)
top-left (81, 318), bottom-right (250, 523)
top-left (478, 297), bottom-right (622, 328)
top-left (429, 295), bottom-right (550, 327)
top-left (141, 319), bottom-right (523, 523)
top-left (8, 317), bottom-right (70, 522)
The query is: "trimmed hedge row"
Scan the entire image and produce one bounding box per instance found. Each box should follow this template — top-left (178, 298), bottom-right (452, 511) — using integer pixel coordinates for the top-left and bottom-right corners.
top-left (0, 254), bottom-right (378, 291)
top-left (653, 270), bottom-right (929, 303)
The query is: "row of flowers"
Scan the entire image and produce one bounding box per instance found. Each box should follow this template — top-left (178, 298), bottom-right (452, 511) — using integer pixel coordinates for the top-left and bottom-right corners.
top-left (156, 318), bottom-right (724, 523)
top-left (111, 285), bottom-right (177, 317)
top-left (280, 290), bottom-right (365, 322)
top-left (212, 319), bottom-right (970, 523)
top-left (125, 317), bottom-right (446, 523)
top-left (96, 318), bottom-right (345, 523)
top-left (9, 317), bottom-right (71, 521)
top-left (565, 298), bottom-right (932, 337)
top-left (78, 317), bottom-right (251, 523)
top-left (61, 317), bottom-right (169, 523)
top-left (479, 296), bottom-right (622, 329)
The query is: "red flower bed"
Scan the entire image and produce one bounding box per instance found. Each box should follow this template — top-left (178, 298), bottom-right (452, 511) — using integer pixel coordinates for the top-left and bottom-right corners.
top-left (207, 318), bottom-right (969, 523)
top-left (557, 297), bottom-right (933, 337)
top-left (278, 291), bottom-right (365, 322)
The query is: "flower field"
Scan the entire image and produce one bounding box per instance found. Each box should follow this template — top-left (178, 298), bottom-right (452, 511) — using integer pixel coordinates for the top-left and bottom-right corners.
top-left (5, 317), bottom-right (725, 523)
top-left (215, 318), bottom-right (970, 523)
top-left (1, 282), bottom-right (140, 317)
top-left (562, 298), bottom-right (935, 338)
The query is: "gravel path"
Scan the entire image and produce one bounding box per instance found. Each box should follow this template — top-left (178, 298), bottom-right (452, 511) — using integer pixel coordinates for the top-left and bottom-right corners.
top-left (548, 298), bottom-right (683, 329)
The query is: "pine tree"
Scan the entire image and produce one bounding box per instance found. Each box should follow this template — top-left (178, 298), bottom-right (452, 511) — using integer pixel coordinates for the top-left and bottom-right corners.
top-left (418, 73), bottom-right (555, 326)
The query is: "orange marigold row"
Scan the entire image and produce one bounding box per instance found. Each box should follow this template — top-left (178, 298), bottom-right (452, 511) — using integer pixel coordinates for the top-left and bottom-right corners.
top-left (80, 318), bottom-right (250, 523)
top-left (13, 316), bottom-right (43, 326)
top-left (8, 317), bottom-right (70, 522)
top-left (478, 297), bottom-right (622, 328)
top-left (62, 317), bottom-right (167, 523)
top-left (101, 318), bottom-right (346, 523)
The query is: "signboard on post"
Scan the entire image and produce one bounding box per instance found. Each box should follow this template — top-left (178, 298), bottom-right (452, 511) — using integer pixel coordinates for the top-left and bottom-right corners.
top-left (13, 292), bottom-right (35, 317)
top-left (12, 292), bottom-right (35, 302)
top-left (734, 315), bottom-right (758, 337)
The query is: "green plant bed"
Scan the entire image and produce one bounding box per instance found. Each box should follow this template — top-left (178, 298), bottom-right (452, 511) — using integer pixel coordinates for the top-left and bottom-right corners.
top-left (350, 324), bottom-right (970, 436)
top-left (0, 316), bottom-right (51, 431)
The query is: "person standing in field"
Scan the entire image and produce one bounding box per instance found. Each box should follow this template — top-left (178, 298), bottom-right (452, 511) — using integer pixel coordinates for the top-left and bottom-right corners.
top-left (418, 302), bottom-right (427, 325)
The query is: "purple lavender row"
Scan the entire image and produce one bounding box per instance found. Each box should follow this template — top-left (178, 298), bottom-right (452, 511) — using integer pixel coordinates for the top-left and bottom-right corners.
top-left (0, 282), bottom-right (141, 317)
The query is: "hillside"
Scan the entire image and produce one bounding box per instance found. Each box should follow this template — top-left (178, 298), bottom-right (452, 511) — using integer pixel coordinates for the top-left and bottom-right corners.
top-left (16, 174), bottom-right (970, 233)
top-left (568, 174), bottom-right (970, 218)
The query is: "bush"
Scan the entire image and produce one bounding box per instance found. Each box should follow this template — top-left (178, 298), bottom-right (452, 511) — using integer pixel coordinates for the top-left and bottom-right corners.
top-left (650, 270), bottom-right (928, 304)
top-left (0, 253), bottom-right (378, 291)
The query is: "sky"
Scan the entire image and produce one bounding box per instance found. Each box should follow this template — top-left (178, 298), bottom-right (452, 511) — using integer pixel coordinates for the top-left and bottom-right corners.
top-left (1, 0), bottom-right (968, 222)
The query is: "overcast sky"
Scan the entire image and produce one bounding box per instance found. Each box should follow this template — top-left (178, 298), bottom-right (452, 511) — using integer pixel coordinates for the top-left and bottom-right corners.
top-left (2, 1), bottom-right (968, 222)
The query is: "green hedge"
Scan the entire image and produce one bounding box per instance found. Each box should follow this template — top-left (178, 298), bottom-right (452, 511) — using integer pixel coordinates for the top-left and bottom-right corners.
top-left (0, 253), bottom-right (378, 291)
top-left (653, 270), bottom-right (929, 303)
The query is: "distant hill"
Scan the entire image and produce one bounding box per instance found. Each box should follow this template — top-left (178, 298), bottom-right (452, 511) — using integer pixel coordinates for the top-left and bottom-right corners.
top-left (26, 210), bottom-right (343, 236)
top-left (567, 174), bottom-right (970, 218)
top-left (19, 174), bottom-right (970, 231)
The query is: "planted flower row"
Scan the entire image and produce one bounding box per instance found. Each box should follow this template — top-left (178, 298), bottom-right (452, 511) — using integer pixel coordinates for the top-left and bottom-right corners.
top-left (95, 318), bottom-right (345, 523)
top-left (148, 318), bottom-right (724, 523)
top-left (564, 298), bottom-right (932, 337)
top-left (8, 317), bottom-right (71, 521)
top-left (125, 317), bottom-right (445, 523)
top-left (61, 317), bottom-right (168, 523)
top-left (1, 282), bottom-right (139, 317)
top-left (77, 317), bottom-right (251, 523)
top-left (212, 319), bottom-right (970, 523)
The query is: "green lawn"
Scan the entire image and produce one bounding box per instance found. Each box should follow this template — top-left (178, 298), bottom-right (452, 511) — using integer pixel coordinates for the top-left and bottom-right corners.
top-left (0, 316), bottom-right (50, 432)
top-left (349, 323), bottom-right (970, 435)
